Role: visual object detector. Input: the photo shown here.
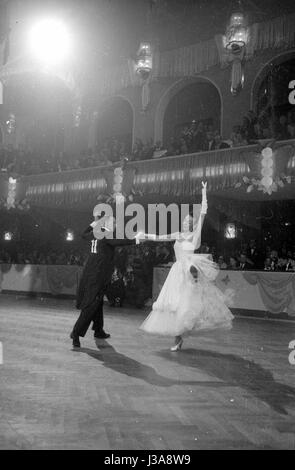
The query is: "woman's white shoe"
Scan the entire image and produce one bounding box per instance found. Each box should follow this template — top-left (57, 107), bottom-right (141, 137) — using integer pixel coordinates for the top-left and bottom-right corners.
top-left (170, 339), bottom-right (183, 351)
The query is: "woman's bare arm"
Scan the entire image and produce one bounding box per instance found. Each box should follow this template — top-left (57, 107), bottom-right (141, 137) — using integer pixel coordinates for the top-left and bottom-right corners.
top-left (135, 231), bottom-right (180, 244)
top-left (192, 181), bottom-right (207, 248)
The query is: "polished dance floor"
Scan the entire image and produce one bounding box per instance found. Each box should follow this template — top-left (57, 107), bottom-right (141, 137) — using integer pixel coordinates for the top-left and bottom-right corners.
top-left (0, 294), bottom-right (295, 450)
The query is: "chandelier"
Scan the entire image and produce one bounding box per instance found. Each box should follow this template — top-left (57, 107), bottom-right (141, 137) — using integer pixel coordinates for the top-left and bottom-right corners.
top-left (225, 12), bottom-right (248, 53)
top-left (224, 11), bottom-right (249, 96)
top-left (135, 42), bottom-right (153, 81)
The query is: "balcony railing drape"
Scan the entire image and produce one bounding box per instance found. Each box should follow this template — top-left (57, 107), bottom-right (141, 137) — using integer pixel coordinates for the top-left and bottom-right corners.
top-left (13, 140), bottom-right (294, 208)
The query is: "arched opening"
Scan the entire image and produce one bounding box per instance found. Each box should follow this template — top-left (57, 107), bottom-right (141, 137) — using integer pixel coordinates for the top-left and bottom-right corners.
top-left (5, 73), bottom-right (73, 157)
top-left (155, 77), bottom-right (222, 147)
top-left (252, 52), bottom-right (295, 138)
top-left (97, 97), bottom-right (133, 153)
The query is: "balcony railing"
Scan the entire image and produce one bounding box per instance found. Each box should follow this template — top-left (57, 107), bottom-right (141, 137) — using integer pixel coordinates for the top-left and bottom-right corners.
top-left (4, 139), bottom-right (295, 208)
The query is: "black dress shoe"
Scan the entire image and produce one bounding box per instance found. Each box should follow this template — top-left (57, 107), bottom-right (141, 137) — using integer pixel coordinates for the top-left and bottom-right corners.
top-left (94, 330), bottom-right (110, 339)
top-left (70, 332), bottom-right (81, 348)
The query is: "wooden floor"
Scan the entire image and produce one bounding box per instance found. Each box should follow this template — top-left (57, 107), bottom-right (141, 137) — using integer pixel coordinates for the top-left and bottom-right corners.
top-left (0, 294), bottom-right (295, 450)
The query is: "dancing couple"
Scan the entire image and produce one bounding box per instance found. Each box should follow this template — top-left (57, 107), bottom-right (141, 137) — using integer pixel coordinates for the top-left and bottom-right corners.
top-left (70, 182), bottom-right (233, 349)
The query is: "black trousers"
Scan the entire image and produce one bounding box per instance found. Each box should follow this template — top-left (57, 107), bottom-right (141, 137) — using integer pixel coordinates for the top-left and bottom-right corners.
top-left (72, 295), bottom-right (104, 337)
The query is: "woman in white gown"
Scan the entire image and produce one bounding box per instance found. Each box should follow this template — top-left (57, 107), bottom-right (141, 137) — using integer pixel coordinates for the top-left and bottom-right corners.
top-left (136, 182), bottom-right (234, 351)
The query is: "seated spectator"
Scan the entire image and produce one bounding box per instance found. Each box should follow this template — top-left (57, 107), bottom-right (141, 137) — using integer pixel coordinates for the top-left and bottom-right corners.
top-left (246, 239), bottom-right (261, 269)
top-left (230, 125), bottom-right (248, 147)
top-left (85, 148), bottom-right (96, 167)
top-left (131, 138), bottom-right (144, 161)
top-left (77, 149), bottom-right (89, 168)
top-left (180, 125), bottom-right (193, 150)
top-left (240, 111), bottom-right (257, 142)
top-left (192, 122), bottom-right (207, 152)
top-left (264, 257), bottom-right (273, 271)
top-left (155, 245), bottom-right (172, 265)
top-left (106, 267), bottom-right (125, 307)
top-left (166, 137), bottom-right (179, 156)
top-left (269, 250), bottom-right (278, 270)
top-left (119, 141), bottom-right (128, 160)
top-left (277, 256), bottom-right (288, 271)
top-left (285, 256), bottom-right (295, 271)
top-left (287, 110), bottom-right (295, 138)
top-left (261, 125), bottom-right (272, 139)
top-left (217, 255), bottom-right (228, 270)
top-left (99, 141), bottom-right (112, 165)
top-left (205, 131), bottom-right (215, 151)
top-left (228, 256), bottom-right (238, 270)
top-left (212, 132), bottom-right (230, 150)
top-left (152, 141), bottom-right (167, 159)
top-left (179, 137), bottom-right (188, 154)
top-left (142, 142), bottom-right (154, 160)
top-left (110, 139), bottom-right (121, 162)
top-left (275, 115), bottom-right (290, 140)
top-left (200, 243), bottom-right (210, 254)
top-left (56, 253), bottom-right (67, 265)
top-left (238, 253), bottom-right (253, 270)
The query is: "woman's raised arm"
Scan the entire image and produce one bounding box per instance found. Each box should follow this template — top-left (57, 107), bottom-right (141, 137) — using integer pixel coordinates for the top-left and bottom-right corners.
top-left (192, 181), bottom-right (207, 248)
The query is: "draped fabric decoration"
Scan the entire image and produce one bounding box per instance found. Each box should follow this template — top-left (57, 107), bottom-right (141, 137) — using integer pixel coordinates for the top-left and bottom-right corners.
top-left (131, 147), bottom-right (250, 197)
top-left (17, 147), bottom-right (248, 206)
top-left (21, 167), bottom-right (107, 208)
top-left (46, 265), bottom-right (79, 296)
top-left (1, 140), bottom-right (293, 209)
top-left (0, 263), bottom-right (81, 297)
top-left (93, 13), bottom-right (295, 97)
top-left (243, 271), bottom-right (295, 315)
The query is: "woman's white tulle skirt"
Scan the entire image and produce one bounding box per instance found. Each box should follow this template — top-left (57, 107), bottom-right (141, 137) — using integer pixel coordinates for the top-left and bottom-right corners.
top-left (140, 255), bottom-right (234, 337)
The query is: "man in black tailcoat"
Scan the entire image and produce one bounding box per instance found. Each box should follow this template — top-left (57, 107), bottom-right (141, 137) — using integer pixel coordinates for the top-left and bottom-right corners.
top-left (70, 206), bottom-right (134, 348)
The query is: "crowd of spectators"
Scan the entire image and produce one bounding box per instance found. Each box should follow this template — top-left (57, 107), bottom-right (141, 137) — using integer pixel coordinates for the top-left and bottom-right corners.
top-left (214, 240), bottom-right (295, 272)
top-left (1, 108), bottom-right (295, 177)
top-left (229, 108), bottom-right (295, 145)
top-left (1, 238), bottom-right (294, 308)
top-left (0, 242), bottom-right (174, 308)
top-left (1, 238), bottom-right (295, 272)
top-left (0, 144), bottom-right (72, 176)
top-left (0, 248), bottom-right (88, 266)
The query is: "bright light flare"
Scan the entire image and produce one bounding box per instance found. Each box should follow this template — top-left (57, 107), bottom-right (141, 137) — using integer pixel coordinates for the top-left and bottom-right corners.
top-left (66, 230), bottom-right (74, 241)
top-left (4, 232), bottom-right (13, 241)
top-left (28, 18), bottom-right (71, 65)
